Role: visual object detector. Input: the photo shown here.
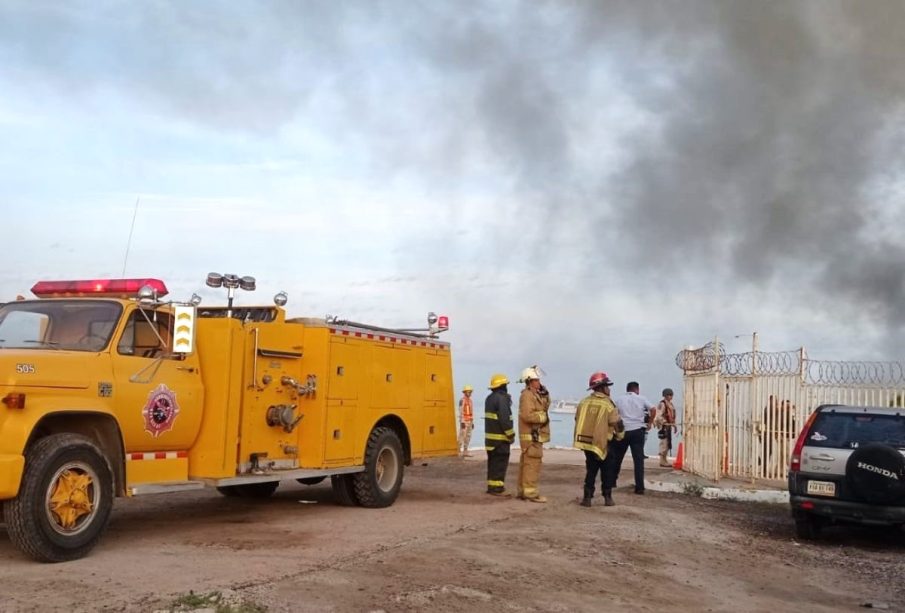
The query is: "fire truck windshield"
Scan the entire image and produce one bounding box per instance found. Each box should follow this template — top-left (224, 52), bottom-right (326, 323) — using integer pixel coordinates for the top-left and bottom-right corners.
top-left (0, 300), bottom-right (123, 352)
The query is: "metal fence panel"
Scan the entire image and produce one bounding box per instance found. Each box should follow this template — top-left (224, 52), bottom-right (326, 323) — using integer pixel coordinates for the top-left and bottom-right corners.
top-left (678, 341), bottom-right (905, 483)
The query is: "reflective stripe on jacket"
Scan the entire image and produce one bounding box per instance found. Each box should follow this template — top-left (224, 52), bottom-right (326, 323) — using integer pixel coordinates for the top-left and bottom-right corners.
top-left (518, 387), bottom-right (550, 444)
top-left (573, 392), bottom-right (623, 460)
top-left (484, 389), bottom-right (514, 449)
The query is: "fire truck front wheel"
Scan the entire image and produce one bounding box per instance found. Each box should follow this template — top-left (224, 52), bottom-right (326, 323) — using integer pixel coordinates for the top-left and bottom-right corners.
top-left (3, 433), bottom-right (114, 562)
top-left (353, 427), bottom-right (404, 508)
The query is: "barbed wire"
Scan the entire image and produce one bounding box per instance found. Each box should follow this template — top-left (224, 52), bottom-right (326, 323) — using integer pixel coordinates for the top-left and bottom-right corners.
top-left (802, 359), bottom-right (905, 386)
top-left (675, 343), bottom-right (905, 386)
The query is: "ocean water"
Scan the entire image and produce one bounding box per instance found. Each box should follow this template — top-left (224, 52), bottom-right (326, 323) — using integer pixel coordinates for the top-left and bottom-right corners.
top-left (466, 410), bottom-right (668, 456)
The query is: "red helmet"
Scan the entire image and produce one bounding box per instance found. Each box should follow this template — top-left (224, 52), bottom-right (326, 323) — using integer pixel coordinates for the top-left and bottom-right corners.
top-left (588, 371), bottom-right (614, 390)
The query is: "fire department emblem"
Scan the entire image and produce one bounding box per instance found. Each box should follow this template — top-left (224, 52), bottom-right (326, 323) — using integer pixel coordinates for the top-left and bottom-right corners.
top-left (142, 384), bottom-right (180, 438)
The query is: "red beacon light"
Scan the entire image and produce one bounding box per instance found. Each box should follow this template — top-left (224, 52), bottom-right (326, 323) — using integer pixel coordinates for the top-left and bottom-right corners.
top-left (31, 278), bottom-right (168, 299)
top-left (425, 312), bottom-right (450, 337)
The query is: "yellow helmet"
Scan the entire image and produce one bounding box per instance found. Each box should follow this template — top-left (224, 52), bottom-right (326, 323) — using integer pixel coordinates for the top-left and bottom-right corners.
top-left (462, 385), bottom-right (473, 392)
top-left (488, 373), bottom-right (509, 389)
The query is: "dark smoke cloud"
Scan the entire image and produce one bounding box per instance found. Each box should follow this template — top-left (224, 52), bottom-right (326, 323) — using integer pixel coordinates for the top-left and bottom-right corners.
top-left (410, 1), bottom-right (905, 333)
top-left (576, 2), bottom-right (905, 329)
top-left (2, 1), bottom-right (904, 340)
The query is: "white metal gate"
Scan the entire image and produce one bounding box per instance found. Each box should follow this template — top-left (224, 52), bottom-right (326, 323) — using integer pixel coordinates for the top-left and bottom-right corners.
top-left (683, 372), bottom-right (722, 480)
top-left (679, 339), bottom-right (905, 483)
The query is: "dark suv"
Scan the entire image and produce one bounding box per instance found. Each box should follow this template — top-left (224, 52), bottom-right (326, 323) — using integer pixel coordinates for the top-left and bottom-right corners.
top-left (788, 404), bottom-right (905, 539)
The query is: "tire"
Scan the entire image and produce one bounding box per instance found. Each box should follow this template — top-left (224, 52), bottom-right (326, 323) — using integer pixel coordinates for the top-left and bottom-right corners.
top-left (297, 477), bottom-right (326, 486)
top-left (794, 514), bottom-right (822, 540)
top-left (353, 427), bottom-right (404, 508)
top-left (845, 443), bottom-right (905, 505)
top-left (216, 481), bottom-right (279, 498)
top-left (331, 475), bottom-right (359, 506)
top-left (4, 433), bottom-right (114, 562)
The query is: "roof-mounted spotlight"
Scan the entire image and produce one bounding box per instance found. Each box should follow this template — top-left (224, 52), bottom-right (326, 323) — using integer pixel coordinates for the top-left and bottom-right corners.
top-left (206, 272), bottom-right (256, 318)
top-left (190, 293), bottom-right (203, 306)
top-left (274, 291), bottom-right (288, 307)
top-left (137, 284), bottom-right (157, 304)
top-left (222, 274), bottom-right (240, 289)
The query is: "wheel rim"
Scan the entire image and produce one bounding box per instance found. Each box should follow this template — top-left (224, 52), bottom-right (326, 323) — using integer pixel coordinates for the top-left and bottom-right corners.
top-left (45, 461), bottom-right (101, 536)
top-left (375, 446), bottom-right (399, 492)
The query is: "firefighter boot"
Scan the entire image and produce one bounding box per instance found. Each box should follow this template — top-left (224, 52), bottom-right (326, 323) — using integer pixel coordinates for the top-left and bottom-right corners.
top-left (580, 487), bottom-right (593, 507)
top-left (603, 489), bottom-right (615, 507)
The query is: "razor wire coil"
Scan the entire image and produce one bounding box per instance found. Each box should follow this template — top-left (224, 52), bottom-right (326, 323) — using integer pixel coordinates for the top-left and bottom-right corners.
top-left (675, 343), bottom-right (905, 386)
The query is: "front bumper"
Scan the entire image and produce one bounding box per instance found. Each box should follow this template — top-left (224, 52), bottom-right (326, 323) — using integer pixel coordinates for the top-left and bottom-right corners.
top-left (0, 454), bottom-right (25, 498)
top-left (790, 494), bottom-right (905, 526)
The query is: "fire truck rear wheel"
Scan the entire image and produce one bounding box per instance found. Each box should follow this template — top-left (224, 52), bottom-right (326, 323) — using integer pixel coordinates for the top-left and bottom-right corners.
top-left (216, 482), bottom-right (279, 498)
top-left (4, 433), bottom-right (114, 562)
top-left (353, 427), bottom-right (404, 508)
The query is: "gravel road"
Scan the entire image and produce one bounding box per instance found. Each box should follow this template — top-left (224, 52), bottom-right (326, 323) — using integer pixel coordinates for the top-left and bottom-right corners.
top-left (1, 455), bottom-right (902, 612)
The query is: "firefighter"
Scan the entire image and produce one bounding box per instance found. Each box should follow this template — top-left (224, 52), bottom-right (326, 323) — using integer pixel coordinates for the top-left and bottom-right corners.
top-left (574, 371), bottom-right (624, 507)
top-left (458, 384), bottom-right (475, 457)
top-left (517, 365), bottom-right (551, 502)
top-left (484, 373), bottom-right (515, 496)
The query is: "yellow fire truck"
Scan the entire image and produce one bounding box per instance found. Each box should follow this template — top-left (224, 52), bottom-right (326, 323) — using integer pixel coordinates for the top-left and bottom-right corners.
top-left (0, 275), bottom-right (456, 562)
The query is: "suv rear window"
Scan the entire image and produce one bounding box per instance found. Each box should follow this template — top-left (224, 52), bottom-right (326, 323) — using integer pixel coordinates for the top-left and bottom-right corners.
top-left (807, 411), bottom-right (905, 450)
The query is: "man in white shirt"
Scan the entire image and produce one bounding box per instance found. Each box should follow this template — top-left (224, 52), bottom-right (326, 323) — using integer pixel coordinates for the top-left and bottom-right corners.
top-left (606, 381), bottom-right (654, 494)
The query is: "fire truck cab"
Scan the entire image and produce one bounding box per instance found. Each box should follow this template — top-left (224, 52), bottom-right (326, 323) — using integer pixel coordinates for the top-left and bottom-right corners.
top-left (0, 276), bottom-right (456, 562)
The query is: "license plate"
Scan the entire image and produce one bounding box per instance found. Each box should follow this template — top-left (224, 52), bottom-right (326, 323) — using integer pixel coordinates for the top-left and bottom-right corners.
top-left (806, 480), bottom-right (836, 496)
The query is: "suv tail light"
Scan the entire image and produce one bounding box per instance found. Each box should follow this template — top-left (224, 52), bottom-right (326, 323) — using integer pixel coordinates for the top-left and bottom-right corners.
top-left (790, 409), bottom-right (820, 472)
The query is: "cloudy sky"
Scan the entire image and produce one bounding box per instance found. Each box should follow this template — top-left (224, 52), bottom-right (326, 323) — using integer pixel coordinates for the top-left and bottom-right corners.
top-left (1, 1), bottom-right (904, 403)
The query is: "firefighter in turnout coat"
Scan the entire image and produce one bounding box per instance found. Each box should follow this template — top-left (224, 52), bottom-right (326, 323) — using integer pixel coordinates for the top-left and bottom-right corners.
top-left (484, 374), bottom-right (515, 496)
top-left (574, 372), bottom-right (624, 507)
top-left (517, 366), bottom-right (551, 503)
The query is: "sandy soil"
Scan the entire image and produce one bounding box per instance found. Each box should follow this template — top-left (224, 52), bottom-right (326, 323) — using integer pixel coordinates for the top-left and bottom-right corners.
top-left (1, 453), bottom-right (903, 612)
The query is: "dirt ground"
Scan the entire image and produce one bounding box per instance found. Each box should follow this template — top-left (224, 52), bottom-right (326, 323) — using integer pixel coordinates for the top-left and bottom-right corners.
top-left (1, 453), bottom-right (903, 612)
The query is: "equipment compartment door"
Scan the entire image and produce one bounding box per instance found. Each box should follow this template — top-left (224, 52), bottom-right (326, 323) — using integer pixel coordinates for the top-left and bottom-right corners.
top-left (421, 351), bottom-right (455, 453)
top-left (324, 399), bottom-right (356, 463)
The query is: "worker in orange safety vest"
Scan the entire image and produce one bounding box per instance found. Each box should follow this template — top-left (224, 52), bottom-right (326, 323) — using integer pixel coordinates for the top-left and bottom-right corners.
top-left (458, 384), bottom-right (475, 457)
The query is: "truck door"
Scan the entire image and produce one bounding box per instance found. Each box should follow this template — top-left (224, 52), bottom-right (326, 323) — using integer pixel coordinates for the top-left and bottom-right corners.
top-left (110, 307), bottom-right (204, 452)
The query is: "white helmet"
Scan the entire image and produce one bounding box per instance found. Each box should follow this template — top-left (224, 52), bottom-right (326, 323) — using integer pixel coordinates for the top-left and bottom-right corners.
top-left (519, 365), bottom-right (543, 383)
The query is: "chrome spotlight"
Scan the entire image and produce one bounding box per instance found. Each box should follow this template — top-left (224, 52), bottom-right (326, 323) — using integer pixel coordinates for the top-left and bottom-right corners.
top-left (137, 285), bottom-right (156, 303)
top-left (274, 291), bottom-right (288, 307)
top-left (190, 293), bottom-right (202, 306)
top-left (222, 274), bottom-right (240, 289)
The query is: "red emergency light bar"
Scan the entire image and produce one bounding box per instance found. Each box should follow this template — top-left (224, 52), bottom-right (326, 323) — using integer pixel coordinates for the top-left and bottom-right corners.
top-left (31, 278), bottom-right (169, 298)
top-left (438, 315), bottom-right (449, 329)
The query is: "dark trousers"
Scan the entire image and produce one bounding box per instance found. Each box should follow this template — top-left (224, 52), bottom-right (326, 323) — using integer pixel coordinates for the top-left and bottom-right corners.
top-left (605, 428), bottom-right (646, 491)
top-left (486, 444), bottom-right (510, 492)
top-left (583, 450), bottom-right (610, 498)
